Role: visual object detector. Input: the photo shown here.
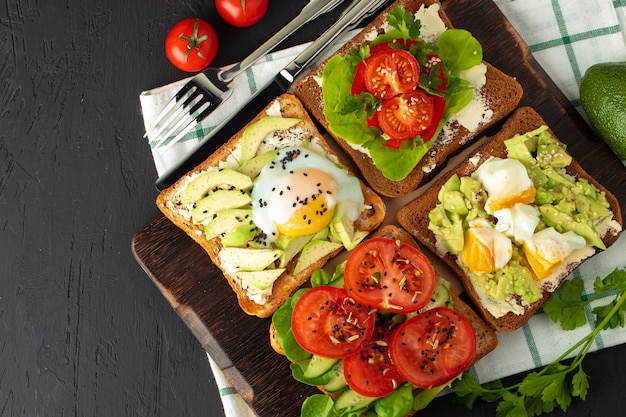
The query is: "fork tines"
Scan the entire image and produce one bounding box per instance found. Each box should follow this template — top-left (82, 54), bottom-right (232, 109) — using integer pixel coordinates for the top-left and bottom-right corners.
top-left (145, 76), bottom-right (224, 151)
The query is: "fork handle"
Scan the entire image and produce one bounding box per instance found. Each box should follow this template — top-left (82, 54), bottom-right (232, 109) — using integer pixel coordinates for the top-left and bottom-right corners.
top-left (218, 0), bottom-right (346, 83)
top-left (281, 0), bottom-right (389, 82)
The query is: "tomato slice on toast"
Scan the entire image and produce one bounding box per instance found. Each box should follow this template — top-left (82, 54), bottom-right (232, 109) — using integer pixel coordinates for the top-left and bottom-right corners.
top-left (343, 322), bottom-right (404, 397)
top-left (389, 307), bottom-right (476, 388)
top-left (344, 237), bottom-right (436, 313)
top-left (291, 286), bottom-right (375, 358)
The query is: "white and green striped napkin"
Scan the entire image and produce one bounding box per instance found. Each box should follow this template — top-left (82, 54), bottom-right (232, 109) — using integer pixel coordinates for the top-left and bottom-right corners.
top-left (139, 1), bottom-right (626, 416)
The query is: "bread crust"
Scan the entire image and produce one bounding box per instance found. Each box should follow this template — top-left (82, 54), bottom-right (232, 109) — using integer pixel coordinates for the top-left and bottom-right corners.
top-left (397, 106), bottom-right (623, 332)
top-left (156, 94), bottom-right (386, 318)
top-left (293, 0), bottom-right (523, 197)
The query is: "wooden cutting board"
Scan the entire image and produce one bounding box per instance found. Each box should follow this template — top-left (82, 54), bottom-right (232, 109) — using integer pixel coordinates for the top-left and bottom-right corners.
top-left (132, 0), bottom-right (626, 416)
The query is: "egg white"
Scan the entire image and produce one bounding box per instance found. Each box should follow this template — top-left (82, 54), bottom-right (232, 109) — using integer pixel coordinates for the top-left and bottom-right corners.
top-left (251, 146), bottom-right (364, 243)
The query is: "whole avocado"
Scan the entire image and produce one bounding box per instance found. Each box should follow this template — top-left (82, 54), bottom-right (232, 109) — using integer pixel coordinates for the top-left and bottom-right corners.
top-left (579, 62), bottom-right (626, 159)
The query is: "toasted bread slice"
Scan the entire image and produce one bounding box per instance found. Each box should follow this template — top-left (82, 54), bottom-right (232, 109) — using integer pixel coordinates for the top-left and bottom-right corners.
top-left (293, 0), bottom-right (523, 197)
top-left (397, 106), bottom-right (623, 332)
top-left (157, 94), bottom-right (386, 318)
top-left (269, 224), bottom-right (498, 370)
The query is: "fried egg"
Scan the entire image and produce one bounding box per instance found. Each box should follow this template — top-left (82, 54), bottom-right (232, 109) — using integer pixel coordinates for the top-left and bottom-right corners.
top-left (251, 146), bottom-right (364, 243)
top-left (462, 219), bottom-right (513, 274)
top-left (523, 227), bottom-right (586, 279)
top-left (493, 203), bottom-right (540, 243)
top-left (474, 157), bottom-right (536, 214)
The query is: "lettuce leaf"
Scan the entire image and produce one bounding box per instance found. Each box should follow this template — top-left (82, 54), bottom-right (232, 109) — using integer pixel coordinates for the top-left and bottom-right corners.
top-left (321, 16), bottom-right (484, 182)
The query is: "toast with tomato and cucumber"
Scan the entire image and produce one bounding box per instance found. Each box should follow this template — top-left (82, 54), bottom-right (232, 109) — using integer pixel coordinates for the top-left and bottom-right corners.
top-left (397, 107), bottom-right (623, 332)
top-left (269, 225), bottom-right (498, 417)
top-left (293, 0), bottom-right (523, 197)
top-left (156, 94), bottom-right (386, 318)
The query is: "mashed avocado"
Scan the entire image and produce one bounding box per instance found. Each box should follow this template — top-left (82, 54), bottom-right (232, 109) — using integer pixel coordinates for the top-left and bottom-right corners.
top-left (428, 126), bottom-right (615, 317)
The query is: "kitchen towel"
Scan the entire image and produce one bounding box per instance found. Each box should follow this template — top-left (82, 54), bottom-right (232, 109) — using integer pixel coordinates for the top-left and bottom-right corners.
top-left (139, 1), bottom-right (626, 416)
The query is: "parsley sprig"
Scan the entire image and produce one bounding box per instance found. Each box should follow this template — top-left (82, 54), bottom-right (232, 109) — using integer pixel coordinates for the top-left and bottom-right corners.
top-left (451, 268), bottom-right (626, 417)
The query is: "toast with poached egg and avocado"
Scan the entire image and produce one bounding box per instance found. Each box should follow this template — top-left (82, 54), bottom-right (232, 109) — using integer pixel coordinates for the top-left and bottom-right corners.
top-left (156, 94), bottom-right (386, 318)
top-left (269, 225), bottom-right (498, 417)
top-left (293, 0), bottom-right (523, 197)
top-left (397, 106), bottom-right (623, 332)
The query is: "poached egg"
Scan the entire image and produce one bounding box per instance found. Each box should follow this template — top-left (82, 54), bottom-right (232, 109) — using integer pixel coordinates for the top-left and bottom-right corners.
top-left (474, 157), bottom-right (536, 214)
top-left (251, 146), bottom-right (364, 243)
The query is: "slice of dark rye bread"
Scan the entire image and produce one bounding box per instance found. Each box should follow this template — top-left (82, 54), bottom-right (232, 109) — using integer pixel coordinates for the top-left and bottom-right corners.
top-left (397, 106), bottom-right (623, 332)
top-left (293, 0), bottom-right (523, 198)
top-left (156, 94), bottom-right (386, 318)
top-left (269, 225), bottom-right (499, 400)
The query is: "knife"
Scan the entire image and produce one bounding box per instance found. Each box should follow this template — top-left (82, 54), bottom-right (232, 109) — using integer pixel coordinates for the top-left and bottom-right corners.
top-left (155, 0), bottom-right (392, 190)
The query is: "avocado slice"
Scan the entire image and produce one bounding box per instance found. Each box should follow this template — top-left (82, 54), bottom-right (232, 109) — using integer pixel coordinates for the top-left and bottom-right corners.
top-left (191, 189), bottom-right (251, 224)
top-left (235, 268), bottom-right (286, 290)
top-left (183, 168), bottom-right (252, 204)
top-left (239, 116), bottom-right (301, 163)
top-left (220, 247), bottom-right (283, 271)
top-left (294, 240), bottom-right (343, 275)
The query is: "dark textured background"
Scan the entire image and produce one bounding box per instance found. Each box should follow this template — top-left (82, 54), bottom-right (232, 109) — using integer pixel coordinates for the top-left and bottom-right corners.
top-left (1, 0), bottom-right (623, 416)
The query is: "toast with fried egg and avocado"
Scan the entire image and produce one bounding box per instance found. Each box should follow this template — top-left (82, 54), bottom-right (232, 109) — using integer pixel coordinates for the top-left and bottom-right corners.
top-left (156, 94), bottom-right (386, 318)
top-left (269, 225), bottom-right (498, 417)
top-left (397, 106), bottom-right (623, 332)
top-left (293, 0), bottom-right (523, 197)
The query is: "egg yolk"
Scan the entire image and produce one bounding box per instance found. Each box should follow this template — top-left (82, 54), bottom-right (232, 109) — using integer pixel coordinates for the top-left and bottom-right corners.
top-left (461, 227), bottom-right (512, 274)
top-left (462, 229), bottom-right (494, 274)
top-left (275, 169), bottom-right (338, 237)
top-left (523, 242), bottom-right (561, 280)
top-left (486, 186), bottom-right (536, 213)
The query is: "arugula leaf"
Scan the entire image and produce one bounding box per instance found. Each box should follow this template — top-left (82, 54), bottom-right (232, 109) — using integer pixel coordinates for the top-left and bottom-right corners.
top-left (542, 278), bottom-right (588, 330)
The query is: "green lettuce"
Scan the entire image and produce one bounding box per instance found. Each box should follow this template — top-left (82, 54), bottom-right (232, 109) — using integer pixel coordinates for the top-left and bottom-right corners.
top-left (321, 8), bottom-right (483, 181)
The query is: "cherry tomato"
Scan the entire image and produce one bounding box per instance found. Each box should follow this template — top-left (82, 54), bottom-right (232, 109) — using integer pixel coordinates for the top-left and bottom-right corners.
top-left (291, 286), bottom-right (375, 359)
top-left (351, 43), bottom-right (397, 96)
top-left (390, 307), bottom-right (476, 388)
top-left (344, 237), bottom-right (436, 314)
top-left (377, 91), bottom-right (435, 141)
top-left (364, 50), bottom-right (420, 100)
top-left (343, 322), bottom-right (404, 397)
top-left (165, 18), bottom-right (218, 72)
top-left (216, 0), bottom-right (269, 28)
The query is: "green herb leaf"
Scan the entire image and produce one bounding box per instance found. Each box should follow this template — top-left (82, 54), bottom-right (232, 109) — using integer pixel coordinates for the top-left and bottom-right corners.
top-left (386, 6), bottom-right (421, 40)
top-left (542, 278), bottom-right (588, 330)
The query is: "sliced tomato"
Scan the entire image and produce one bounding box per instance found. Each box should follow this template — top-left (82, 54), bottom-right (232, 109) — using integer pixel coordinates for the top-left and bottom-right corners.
top-left (344, 237), bottom-right (436, 314)
top-left (291, 286), bottom-right (375, 358)
top-left (420, 95), bottom-right (446, 142)
top-left (343, 322), bottom-right (404, 397)
top-left (377, 91), bottom-right (435, 141)
top-left (364, 50), bottom-right (420, 100)
top-left (351, 43), bottom-right (396, 96)
top-left (389, 307), bottom-right (476, 388)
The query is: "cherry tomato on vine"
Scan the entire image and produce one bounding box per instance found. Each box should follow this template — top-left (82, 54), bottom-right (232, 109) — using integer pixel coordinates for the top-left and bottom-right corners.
top-left (344, 237), bottom-right (436, 314)
top-left (389, 307), bottom-right (476, 388)
top-left (165, 18), bottom-right (218, 72)
top-left (216, 0), bottom-right (269, 28)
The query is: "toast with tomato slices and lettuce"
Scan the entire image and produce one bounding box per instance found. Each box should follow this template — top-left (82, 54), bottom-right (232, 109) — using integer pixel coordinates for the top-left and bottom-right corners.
top-left (293, 0), bottom-right (522, 197)
top-left (397, 107), bottom-right (623, 332)
top-left (269, 225), bottom-right (498, 417)
top-left (156, 94), bottom-right (386, 318)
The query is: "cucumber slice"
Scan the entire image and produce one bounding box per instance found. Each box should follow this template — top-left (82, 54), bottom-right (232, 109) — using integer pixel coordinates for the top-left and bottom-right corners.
top-left (334, 389), bottom-right (378, 415)
top-left (323, 363), bottom-right (348, 392)
top-left (423, 282), bottom-right (451, 310)
top-left (303, 355), bottom-right (339, 379)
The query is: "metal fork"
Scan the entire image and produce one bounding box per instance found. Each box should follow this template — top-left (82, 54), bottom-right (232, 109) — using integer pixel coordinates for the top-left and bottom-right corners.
top-left (144, 0), bottom-right (346, 148)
